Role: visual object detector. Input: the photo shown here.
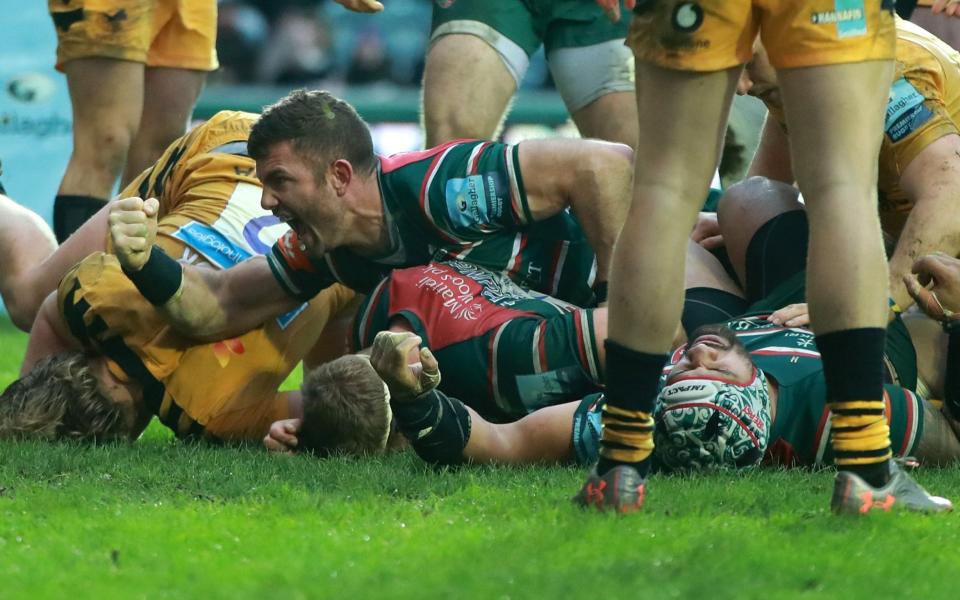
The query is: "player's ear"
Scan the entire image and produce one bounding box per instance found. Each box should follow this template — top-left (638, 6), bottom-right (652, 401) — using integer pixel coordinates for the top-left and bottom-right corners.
top-left (330, 159), bottom-right (354, 195)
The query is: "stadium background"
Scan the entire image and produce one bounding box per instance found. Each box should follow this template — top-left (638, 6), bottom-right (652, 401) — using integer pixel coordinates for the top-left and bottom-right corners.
top-left (0, 0), bottom-right (763, 313)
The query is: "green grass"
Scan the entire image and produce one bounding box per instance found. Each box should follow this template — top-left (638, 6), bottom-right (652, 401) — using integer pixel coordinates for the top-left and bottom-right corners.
top-left (1, 317), bottom-right (960, 599)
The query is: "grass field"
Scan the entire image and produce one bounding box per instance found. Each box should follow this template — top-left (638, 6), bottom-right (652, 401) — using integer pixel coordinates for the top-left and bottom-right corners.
top-left (1, 317), bottom-right (960, 599)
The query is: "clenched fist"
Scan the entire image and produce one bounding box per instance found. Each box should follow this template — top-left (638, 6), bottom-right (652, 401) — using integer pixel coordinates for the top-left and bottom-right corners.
top-left (109, 197), bottom-right (159, 272)
top-left (369, 331), bottom-right (441, 402)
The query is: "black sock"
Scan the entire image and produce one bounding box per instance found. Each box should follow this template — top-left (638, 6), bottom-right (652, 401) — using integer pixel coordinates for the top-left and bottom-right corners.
top-left (944, 328), bottom-right (960, 420)
top-left (595, 340), bottom-right (667, 477)
top-left (817, 327), bottom-right (891, 487)
top-left (54, 194), bottom-right (107, 243)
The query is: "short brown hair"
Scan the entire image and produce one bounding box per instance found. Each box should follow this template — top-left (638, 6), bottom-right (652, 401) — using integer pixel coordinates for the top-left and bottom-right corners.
top-left (0, 352), bottom-right (129, 441)
top-left (248, 89), bottom-right (377, 177)
top-left (299, 355), bottom-right (393, 457)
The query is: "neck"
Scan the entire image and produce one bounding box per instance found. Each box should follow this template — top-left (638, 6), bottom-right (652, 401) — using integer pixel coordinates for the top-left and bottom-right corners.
top-left (343, 172), bottom-right (389, 256)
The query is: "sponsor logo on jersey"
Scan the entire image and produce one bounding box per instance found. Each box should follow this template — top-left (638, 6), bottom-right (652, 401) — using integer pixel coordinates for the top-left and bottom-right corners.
top-left (672, 2), bottom-right (704, 33)
top-left (811, 0), bottom-right (867, 39)
top-left (172, 221), bottom-right (253, 269)
top-left (415, 263), bottom-right (484, 321)
top-left (444, 173), bottom-right (504, 230)
top-left (885, 77), bottom-right (934, 143)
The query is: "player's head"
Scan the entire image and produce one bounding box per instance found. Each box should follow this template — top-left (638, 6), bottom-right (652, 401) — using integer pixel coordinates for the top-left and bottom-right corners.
top-left (250, 90), bottom-right (376, 256)
top-left (298, 354), bottom-right (401, 457)
top-left (249, 89), bottom-right (376, 178)
top-left (654, 324), bottom-right (772, 471)
top-left (0, 352), bottom-right (146, 442)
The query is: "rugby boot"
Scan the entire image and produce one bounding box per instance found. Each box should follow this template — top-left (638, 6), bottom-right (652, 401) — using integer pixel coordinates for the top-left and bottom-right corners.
top-left (572, 465), bottom-right (646, 514)
top-left (831, 459), bottom-right (952, 515)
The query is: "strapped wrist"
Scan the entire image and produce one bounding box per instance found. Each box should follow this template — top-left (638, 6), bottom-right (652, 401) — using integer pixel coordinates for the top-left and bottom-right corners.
top-left (122, 247), bottom-right (184, 306)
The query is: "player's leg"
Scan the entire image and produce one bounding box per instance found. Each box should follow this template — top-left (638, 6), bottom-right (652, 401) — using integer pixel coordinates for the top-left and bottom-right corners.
top-left (717, 177), bottom-right (807, 301)
top-left (48, 0), bottom-right (157, 242)
top-left (421, 34), bottom-right (521, 146)
top-left (121, 0), bottom-right (217, 186)
top-left (778, 60), bottom-right (895, 488)
top-left (422, 1), bottom-right (539, 145)
top-left (0, 195), bottom-right (57, 330)
top-left (597, 63), bottom-right (740, 479)
top-left (56, 58), bottom-right (145, 242)
top-left (682, 240), bottom-right (749, 337)
top-left (547, 19), bottom-right (637, 148)
top-left (914, 400), bottom-right (960, 465)
top-left (0, 195), bottom-right (110, 331)
top-left (569, 91), bottom-right (639, 149)
top-left (121, 67), bottom-right (206, 187)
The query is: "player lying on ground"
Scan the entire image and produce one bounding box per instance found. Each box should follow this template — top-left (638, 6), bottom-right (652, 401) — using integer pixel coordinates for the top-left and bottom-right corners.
top-left (108, 89), bottom-right (633, 347)
top-left (0, 112), bottom-right (356, 442)
top-left (267, 179), bottom-right (955, 512)
top-left (262, 233), bottom-right (744, 454)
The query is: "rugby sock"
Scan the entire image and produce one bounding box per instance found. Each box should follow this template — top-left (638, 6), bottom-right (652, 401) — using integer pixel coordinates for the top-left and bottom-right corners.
top-left (596, 340), bottom-right (665, 477)
top-left (817, 328), bottom-right (891, 487)
top-left (944, 326), bottom-right (960, 421)
top-left (53, 194), bottom-right (107, 243)
top-left (391, 389), bottom-right (472, 467)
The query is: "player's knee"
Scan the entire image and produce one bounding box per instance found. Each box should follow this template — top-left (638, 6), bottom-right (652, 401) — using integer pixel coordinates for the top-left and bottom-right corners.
top-left (3, 285), bottom-right (44, 332)
top-left (718, 176), bottom-right (797, 222)
top-left (576, 142), bottom-right (633, 191)
top-left (73, 124), bottom-right (135, 175)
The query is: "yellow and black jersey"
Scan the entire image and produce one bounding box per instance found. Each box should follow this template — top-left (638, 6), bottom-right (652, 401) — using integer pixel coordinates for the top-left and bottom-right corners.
top-left (56, 111), bottom-right (357, 440)
top-left (49, 0), bottom-right (218, 72)
top-left (763, 18), bottom-right (960, 238)
top-left (58, 252), bottom-right (355, 440)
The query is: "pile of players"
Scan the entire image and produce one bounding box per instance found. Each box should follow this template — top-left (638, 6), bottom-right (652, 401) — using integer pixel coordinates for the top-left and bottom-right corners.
top-left (7, 0), bottom-right (960, 515)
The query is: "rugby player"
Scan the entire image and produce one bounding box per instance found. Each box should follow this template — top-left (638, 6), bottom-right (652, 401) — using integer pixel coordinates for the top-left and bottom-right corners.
top-left (358, 320), bottom-right (958, 516)
top-left (49, 0), bottom-right (218, 242)
top-left (742, 17), bottom-right (960, 314)
top-left (0, 111), bottom-right (356, 442)
top-left (332, 0), bottom-right (636, 149)
top-left (581, 0), bottom-right (939, 515)
top-left (107, 90), bottom-right (632, 341)
top-left (421, 0), bottom-right (636, 149)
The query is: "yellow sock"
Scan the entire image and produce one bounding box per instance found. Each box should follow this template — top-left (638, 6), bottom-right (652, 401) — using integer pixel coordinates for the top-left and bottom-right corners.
top-left (599, 405), bottom-right (655, 464)
top-left (830, 400), bottom-right (892, 467)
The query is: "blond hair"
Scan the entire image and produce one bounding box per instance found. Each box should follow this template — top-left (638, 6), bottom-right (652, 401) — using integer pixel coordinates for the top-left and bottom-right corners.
top-left (299, 355), bottom-right (397, 457)
top-left (0, 352), bottom-right (128, 441)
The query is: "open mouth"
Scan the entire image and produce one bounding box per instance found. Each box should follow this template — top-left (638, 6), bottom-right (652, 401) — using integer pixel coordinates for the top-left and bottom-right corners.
top-left (276, 211), bottom-right (305, 237)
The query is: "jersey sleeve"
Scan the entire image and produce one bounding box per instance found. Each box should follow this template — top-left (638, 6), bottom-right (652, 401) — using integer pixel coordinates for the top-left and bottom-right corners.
top-left (571, 393), bottom-right (605, 466)
top-left (421, 141), bottom-right (532, 244)
top-left (881, 56), bottom-right (959, 174)
top-left (267, 231), bottom-right (339, 301)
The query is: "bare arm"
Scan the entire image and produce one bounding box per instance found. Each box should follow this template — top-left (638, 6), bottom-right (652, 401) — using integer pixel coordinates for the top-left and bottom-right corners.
top-left (890, 134), bottom-right (960, 311)
top-left (159, 256), bottom-right (302, 342)
top-left (463, 402), bottom-right (579, 465)
top-left (518, 139), bottom-right (633, 283)
top-left (21, 292), bottom-right (77, 375)
top-left (109, 197), bottom-right (301, 341)
top-left (746, 116), bottom-right (795, 184)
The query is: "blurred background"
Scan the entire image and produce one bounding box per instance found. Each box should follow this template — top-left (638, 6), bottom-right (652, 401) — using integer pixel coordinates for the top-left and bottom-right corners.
top-left (0, 0), bottom-right (762, 222)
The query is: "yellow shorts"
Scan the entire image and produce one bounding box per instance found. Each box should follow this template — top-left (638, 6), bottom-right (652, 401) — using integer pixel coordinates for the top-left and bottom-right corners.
top-left (627, 0), bottom-right (896, 71)
top-left (49, 0), bottom-right (218, 71)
